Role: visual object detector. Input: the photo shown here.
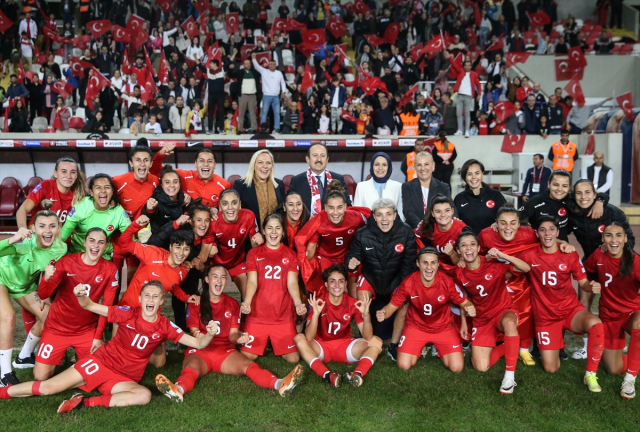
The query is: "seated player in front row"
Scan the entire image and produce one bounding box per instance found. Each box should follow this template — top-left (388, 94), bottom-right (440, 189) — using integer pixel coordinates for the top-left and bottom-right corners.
top-left (294, 264), bottom-right (382, 388)
top-left (0, 281), bottom-right (217, 414)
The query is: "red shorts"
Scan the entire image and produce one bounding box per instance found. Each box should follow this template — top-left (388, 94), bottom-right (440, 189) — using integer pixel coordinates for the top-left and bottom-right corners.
top-left (356, 275), bottom-right (376, 299)
top-left (185, 347), bottom-right (236, 373)
top-left (535, 305), bottom-right (585, 350)
top-left (397, 324), bottom-right (463, 357)
top-left (240, 321), bottom-right (298, 356)
top-left (74, 356), bottom-right (133, 394)
top-left (227, 262), bottom-right (248, 278)
top-left (36, 330), bottom-right (94, 366)
top-left (471, 309), bottom-right (519, 348)
top-left (603, 312), bottom-right (638, 350)
top-left (314, 338), bottom-right (359, 363)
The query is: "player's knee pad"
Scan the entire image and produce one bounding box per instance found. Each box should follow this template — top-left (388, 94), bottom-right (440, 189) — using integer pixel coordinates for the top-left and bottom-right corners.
top-left (368, 336), bottom-right (383, 351)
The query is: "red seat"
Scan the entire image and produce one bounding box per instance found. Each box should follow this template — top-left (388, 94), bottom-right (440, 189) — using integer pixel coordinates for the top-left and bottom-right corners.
top-left (69, 117), bottom-right (84, 129)
top-left (227, 174), bottom-right (241, 185)
top-left (343, 174), bottom-right (357, 200)
top-left (366, 174), bottom-right (372, 181)
top-left (85, 176), bottom-right (93, 188)
top-left (0, 177), bottom-right (22, 218)
top-left (283, 174), bottom-right (293, 193)
top-left (23, 176), bottom-right (43, 197)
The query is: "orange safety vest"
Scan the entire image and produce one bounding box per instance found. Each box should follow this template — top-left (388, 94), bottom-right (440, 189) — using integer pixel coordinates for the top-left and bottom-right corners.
top-left (80, 0), bottom-right (90, 13)
top-left (406, 152), bottom-right (416, 180)
top-left (400, 113), bottom-right (420, 136)
top-left (551, 141), bottom-right (577, 172)
top-left (434, 140), bottom-right (455, 161)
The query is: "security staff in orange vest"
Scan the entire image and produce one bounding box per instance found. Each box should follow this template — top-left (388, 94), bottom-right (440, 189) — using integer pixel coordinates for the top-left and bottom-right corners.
top-left (399, 103), bottom-right (420, 136)
top-left (401, 139), bottom-right (426, 181)
top-left (432, 130), bottom-right (457, 186)
top-left (547, 129), bottom-right (578, 172)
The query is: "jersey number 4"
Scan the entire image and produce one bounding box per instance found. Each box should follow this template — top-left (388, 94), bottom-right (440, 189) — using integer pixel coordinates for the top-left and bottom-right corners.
top-left (264, 265), bottom-right (282, 279)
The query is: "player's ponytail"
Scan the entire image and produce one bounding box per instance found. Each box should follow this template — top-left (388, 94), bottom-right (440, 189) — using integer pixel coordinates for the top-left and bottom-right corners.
top-left (418, 194), bottom-right (455, 239)
top-left (324, 179), bottom-right (347, 205)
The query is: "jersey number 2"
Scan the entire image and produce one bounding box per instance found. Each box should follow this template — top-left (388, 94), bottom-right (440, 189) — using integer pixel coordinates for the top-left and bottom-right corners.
top-left (264, 265), bottom-right (282, 279)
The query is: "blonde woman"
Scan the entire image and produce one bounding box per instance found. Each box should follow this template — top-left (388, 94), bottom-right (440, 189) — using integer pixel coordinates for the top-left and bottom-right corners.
top-left (232, 149), bottom-right (286, 225)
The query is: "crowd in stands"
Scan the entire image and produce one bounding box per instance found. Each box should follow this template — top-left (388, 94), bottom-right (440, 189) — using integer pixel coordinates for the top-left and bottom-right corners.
top-left (0, 0), bottom-right (634, 136)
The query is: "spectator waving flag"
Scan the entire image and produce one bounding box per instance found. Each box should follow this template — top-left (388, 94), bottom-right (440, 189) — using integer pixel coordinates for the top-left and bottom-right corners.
top-left (52, 80), bottom-right (76, 99)
top-left (207, 41), bottom-right (222, 64)
top-left (398, 84), bottom-right (419, 108)
top-left (113, 25), bottom-right (131, 44)
top-left (354, 0), bottom-right (370, 14)
top-left (384, 22), bottom-right (401, 45)
top-left (85, 67), bottom-right (110, 110)
top-left (70, 56), bottom-right (94, 78)
top-left (568, 47), bottom-right (588, 70)
top-left (270, 17), bottom-right (288, 36)
top-left (126, 14), bottom-right (145, 33)
top-left (157, 51), bottom-right (169, 84)
top-left (144, 48), bottom-right (156, 76)
top-left (564, 75), bottom-right (585, 107)
top-left (485, 37), bottom-right (505, 52)
top-left (616, 92), bottom-right (635, 121)
top-left (341, 109), bottom-right (359, 123)
top-left (197, 11), bottom-right (209, 29)
top-left (365, 34), bottom-right (386, 47)
top-left (287, 17), bottom-right (307, 31)
top-left (182, 16), bottom-right (199, 39)
top-left (0, 10), bottom-right (14, 32)
top-left (300, 63), bottom-right (314, 95)
top-left (226, 12), bottom-right (240, 34)
top-left (155, 0), bottom-right (174, 13)
top-left (327, 16), bottom-right (349, 39)
top-left (501, 134), bottom-right (526, 153)
top-left (360, 77), bottom-right (387, 96)
top-left (42, 26), bottom-right (65, 44)
top-left (506, 52), bottom-right (530, 68)
top-left (528, 10), bottom-right (551, 27)
top-left (87, 20), bottom-right (112, 40)
top-left (493, 100), bottom-right (518, 122)
top-left (302, 29), bottom-right (326, 46)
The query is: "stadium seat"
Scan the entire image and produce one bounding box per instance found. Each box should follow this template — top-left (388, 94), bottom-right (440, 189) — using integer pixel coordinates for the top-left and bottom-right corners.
top-left (54, 55), bottom-right (63, 65)
top-left (32, 117), bottom-right (49, 132)
top-left (22, 176), bottom-right (42, 197)
top-left (343, 174), bottom-right (357, 201)
top-left (72, 48), bottom-right (82, 57)
top-left (366, 174), bottom-right (371, 180)
top-left (113, 117), bottom-right (121, 132)
top-left (0, 177), bottom-right (22, 218)
top-left (85, 176), bottom-right (93, 188)
top-left (227, 174), bottom-right (241, 185)
top-left (30, 63), bottom-right (41, 74)
top-left (283, 174), bottom-right (293, 193)
top-left (119, 128), bottom-right (130, 134)
top-left (75, 107), bottom-right (86, 120)
top-left (69, 117), bottom-right (84, 129)
top-left (43, 127), bottom-right (56, 133)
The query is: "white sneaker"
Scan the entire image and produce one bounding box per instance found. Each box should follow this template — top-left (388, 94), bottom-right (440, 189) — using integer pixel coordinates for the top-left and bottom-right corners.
top-left (572, 348), bottom-right (587, 360)
top-left (464, 130), bottom-right (470, 138)
top-left (621, 377), bottom-right (636, 400)
top-left (431, 346), bottom-right (439, 357)
top-left (500, 377), bottom-right (517, 394)
top-left (421, 345), bottom-right (431, 358)
top-left (454, 130), bottom-right (463, 136)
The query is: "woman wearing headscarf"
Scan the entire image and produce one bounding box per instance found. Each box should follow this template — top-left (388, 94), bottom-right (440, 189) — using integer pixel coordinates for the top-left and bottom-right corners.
top-left (354, 152), bottom-right (404, 221)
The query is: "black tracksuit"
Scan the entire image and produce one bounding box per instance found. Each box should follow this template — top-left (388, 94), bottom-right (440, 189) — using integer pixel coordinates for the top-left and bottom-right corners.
top-left (141, 185), bottom-right (186, 233)
top-left (454, 183), bottom-right (508, 235)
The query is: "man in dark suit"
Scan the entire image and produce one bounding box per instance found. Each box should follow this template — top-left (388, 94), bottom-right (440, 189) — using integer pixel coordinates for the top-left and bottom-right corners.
top-left (288, 142), bottom-right (352, 215)
top-left (521, 153), bottom-right (551, 202)
top-left (401, 152), bottom-right (452, 229)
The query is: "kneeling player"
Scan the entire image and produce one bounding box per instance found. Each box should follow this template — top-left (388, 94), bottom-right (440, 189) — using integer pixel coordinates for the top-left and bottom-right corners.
top-left (377, 247), bottom-right (476, 373)
top-left (519, 216), bottom-right (604, 393)
top-left (294, 264), bottom-right (382, 388)
top-left (0, 281), bottom-right (217, 413)
top-left (156, 265), bottom-right (303, 401)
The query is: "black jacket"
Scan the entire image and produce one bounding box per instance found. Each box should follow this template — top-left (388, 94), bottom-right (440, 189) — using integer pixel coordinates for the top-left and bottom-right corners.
top-left (453, 183), bottom-right (507, 235)
top-left (142, 185), bottom-right (186, 233)
top-left (233, 177), bottom-right (286, 225)
top-left (401, 177), bottom-right (452, 229)
top-left (288, 170), bottom-right (352, 212)
top-left (545, 103), bottom-right (564, 133)
top-left (587, 163), bottom-right (612, 195)
top-left (345, 214), bottom-right (417, 297)
top-left (522, 166), bottom-right (551, 198)
top-left (567, 201), bottom-right (634, 260)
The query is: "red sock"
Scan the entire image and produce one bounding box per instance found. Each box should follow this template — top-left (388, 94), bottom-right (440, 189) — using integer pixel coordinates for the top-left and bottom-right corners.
top-left (246, 363), bottom-right (278, 390)
top-left (586, 323), bottom-right (604, 373)
top-left (354, 357), bottom-right (374, 377)
top-left (309, 357), bottom-right (329, 378)
top-left (175, 367), bottom-right (199, 394)
top-left (625, 329), bottom-right (640, 377)
top-left (22, 308), bottom-right (36, 334)
top-left (504, 336), bottom-right (519, 372)
top-left (489, 344), bottom-right (505, 369)
top-left (32, 382), bottom-right (41, 396)
top-left (85, 394), bottom-right (112, 408)
top-left (520, 337), bottom-right (532, 350)
top-left (0, 386), bottom-right (11, 399)
top-left (622, 354), bottom-right (628, 374)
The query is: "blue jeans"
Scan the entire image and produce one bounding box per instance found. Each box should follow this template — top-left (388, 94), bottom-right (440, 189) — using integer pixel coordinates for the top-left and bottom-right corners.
top-left (261, 95), bottom-right (281, 130)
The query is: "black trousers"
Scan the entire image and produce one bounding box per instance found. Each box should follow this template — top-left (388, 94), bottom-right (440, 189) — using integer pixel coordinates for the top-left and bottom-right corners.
top-left (207, 91), bottom-right (226, 132)
top-left (434, 163), bottom-right (455, 187)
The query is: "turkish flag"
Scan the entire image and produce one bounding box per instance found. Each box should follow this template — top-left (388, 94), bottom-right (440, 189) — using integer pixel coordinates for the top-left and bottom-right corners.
top-left (440, 3), bottom-right (455, 17)
top-left (501, 134), bottom-right (526, 153)
top-left (384, 22), bottom-right (401, 45)
top-left (409, 43), bottom-right (424, 61)
top-left (341, 109), bottom-right (358, 123)
top-left (16, 61), bottom-right (24, 84)
top-left (564, 75), bottom-right (585, 107)
top-left (52, 80), bottom-right (76, 99)
top-left (141, 75), bottom-right (157, 104)
top-left (287, 17), bottom-right (307, 31)
top-left (568, 47), bottom-right (587, 69)
top-left (42, 26), bottom-right (65, 44)
top-left (157, 51), bottom-right (169, 84)
top-left (554, 58), bottom-right (574, 81)
top-left (130, 29), bottom-right (149, 51)
top-left (122, 49), bottom-right (131, 75)
top-left (354, 0), bottom-right (370, 14)
top-left (192, 0), bottom-right (210, 15)
top-left (85, 67), bottom-right (110, 109)
top-left (486, 37), bottom-right (505, 52)
top-left (398, 84), bottom-right (418, 108)
top-left (343, 2), bottom-right (354, 15)
top-left (254, 51), bottom-right (272, 66)
top-left (126, 14), bottom-right (145, 33)
top-left (302, 29), bottom-right (326, 46)
top-left (617, 92), bottom-right (635, 121)
top-left (506, 52), bottom-right (530, 68)
top-left (528, 11), bottom-right (551, 27)
top-left (360, 77), bottom-right (387, 96)
top-left (197, 11), bottom-right (209, 29)
top-left (226, 12), bottom-right (240, 34)
top-left (421, 35), bottom-right (446, 53)
top-left (327, 16), bottom-right (348, 39)
top-left (182, 16), bottom-right (199, 40)
top-left (87, 20), bottom-right (112, 40)
top-left (300, 63), bottom-right (314, 95)
top-left (156, 0), bottom-right (174, 13)
top-left (270, 17), bottom-right (287, 36)
top-left (113, 25), bottom-right (131, 44)
top-left (240, 44), bottom-right (255, 60)
top-left (144, 48), bottom-right (156, 76)
top-left (72, 35), bottom-right (92, 49)
top-left (493, 100), bottom-right (518, 122)
top-left (0, 10), bottom-right (13, 32)
top-left (365, 34), bottom-right (386, 47)
top-left (70, 56), bottom-right (94, 78)
top-left (207, 41), bottom-right (222, 64)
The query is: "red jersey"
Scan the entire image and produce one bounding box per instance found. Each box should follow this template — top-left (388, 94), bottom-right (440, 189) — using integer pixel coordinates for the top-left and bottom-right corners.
top-left (454, 257), bottom-right (514, 326)
top-left (203, 208), bottom-right (259, 268)
top-left (416, 218), bottom-right (466, 267)
top-left (178, 170), bottom-right (230, 207)
top-left (38, 253), bottom-right (118, 338)
top-left (307, 290), bottom-right (364, 341)
top-left (118, 222), bottom-right (190, 307)
top-left (186, 293), bottom-right (240, 350)
top-left (309, 211), bottom-right (366, 263)
top-left (391, 271), bottom-right (466, 333)
top-left (94, 306), bottom-right (183, 381)
top-left (584, 249), bottom-right (640, 321)
top-left (112, 171), bottom-right (159, 220)
top-left (245, 243), bottom-right (299, 325)
top-left (478, 120), bottom-right (488, 135)
top-left (478, 226), bottom-right (538, 256)
top-left (26, 179), bottom-right (74, 226)
top-left (519, 246), bottom-right (586, 326)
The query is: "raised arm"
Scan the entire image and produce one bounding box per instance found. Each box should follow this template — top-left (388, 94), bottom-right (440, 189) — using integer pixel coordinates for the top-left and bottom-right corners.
top-left (73, 283), bottom-right (109, 317)
top-left (177, 320), bottom-right (218, 350)
top-left (486, 248), bottom-right (530, 273)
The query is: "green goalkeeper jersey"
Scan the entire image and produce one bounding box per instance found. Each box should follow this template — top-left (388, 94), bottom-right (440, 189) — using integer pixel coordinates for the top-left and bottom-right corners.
top-left (60, 196), bottom-right (131, 259)
top-left (0, 236), bottom-right (67, 298)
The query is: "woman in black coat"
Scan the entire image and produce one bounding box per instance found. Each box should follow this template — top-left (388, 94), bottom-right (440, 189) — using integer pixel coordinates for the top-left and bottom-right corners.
top-left (142, 165), bottom-right (188, 233)
top-left (232, 149), bottom-right (286, 226)
top-left (301, 95), bottom-right (319, 134)
top-left (8, 99), bottom-right (31, 132)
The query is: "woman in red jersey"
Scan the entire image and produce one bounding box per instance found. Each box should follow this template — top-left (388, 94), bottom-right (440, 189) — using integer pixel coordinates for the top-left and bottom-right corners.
top-left (415, 194), bottom-right (466, 276)
top-left (201, 189), bottom-right (263, 299)
top-left (34, 228), bottom-right (119, 381)
top-left (454, 228), bottom-right (530, 395)
top-left (0, 282), bottom-right (217, 413)
top-left (377, 247), bottom-right (475, 373)
top-left (16, 157), bottom-right (87, 229)
top-left (519, 216), bottom-right (605, 393)
top-left (155, 265), bottom-right (303, 401)
top-left (296, 180), bottom-right (368, 295)
top-left (241, 214), bottom-right (307, 363)
top-left (583, 222), bottom-right (640, 399)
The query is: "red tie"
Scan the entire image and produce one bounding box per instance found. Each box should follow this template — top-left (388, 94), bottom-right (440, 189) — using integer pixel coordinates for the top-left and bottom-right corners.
top-left (26, 21), bottom-right (31, 39)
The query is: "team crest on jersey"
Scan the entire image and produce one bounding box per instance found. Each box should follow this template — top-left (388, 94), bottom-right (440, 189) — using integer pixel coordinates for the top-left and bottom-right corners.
top-left (348, 229), bottom-right (355, 234)
top-left (117, 306), bottom-right (130, 311)
top-left (343, 314), bottom-right (350, 321)
top-left (282, 258), bottom-right (290, 264)
top-left (485, 274), bottom-right (493, 280)
top-left (107, 225), bottom-right (115, 232)
top-left (598, 224), bottom-right (605, 233)
top-left (395, 244), bottom-right (404, 253)
top-left (558, 208), bottom-right (567, 217)
top-left (240, 228), bottom-right (246, 234)
top-left (33, 183), bottom-right (42, 193)
top-left (152, 333), bottom-right (160, 340)
top-left (438, 295), bottom-right (446, 302)
top-left (225, 311), bottom-right (232, 318)
top-left (486, 200), bottom-right (495, 209)
top-left (49, 259), bottom-right (56, 266)
top-left (559, 263), bottom-right (568, 271)
top-left (96, 276), bottom-right (103, 282)
top-left (211, 194), bottom-right (218, 202)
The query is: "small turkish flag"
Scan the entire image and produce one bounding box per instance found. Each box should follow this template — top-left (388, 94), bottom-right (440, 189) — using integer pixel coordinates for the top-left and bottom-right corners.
top-left (300, 63), bottom-right (314, 95)
top-left (501, 134), bottom-right (526, 153)
top-left (155, 0), bottom-right (174, 13)
top-left (182, 16), bottom-right (199, 40)
top-left (485, 37), bottom-right (505, 52)
top-left (113, 25), bottom-right (131, 44)
top-left (226, 12), bottom-right (240, 34)
top-left (384, 22), bottom-right (401, 45)
top-left (207, 41), bottom-right (222, 64)
top-left (616, 92), bottom-right (635, 122)
top-left (506, 52), bottom-right (530, 68)
top-left (240, 44), bottom-right (255, 60)
top-left (360, 77), bottom-right (387, 96)
top-left (421, 35), bottom-right (446, 53)
top-left (528, 11), bottom-right (551, 27)
top-left (365, 34), bottom-right (386, 47)
top-left (398, 84), bottom-right (418, 108)
top-left (564, 75), bottom-right (585, 107)
top-left (302, 29), bottom-right (326, 46)
top-left (341, 109), bottom-right (358, 123)
top-left (43, 26), bottom-right (65, 44)
top-left (70, 56), bottom-right (94, 78)
top-left (270, 17), bottom-right (288, 35)
top-left (287, 17), bottom-right (307, 31)
top-left (554, 58), bottom-right (573, 81)
top-left (144, 47), bottom-right (156, 76)
top-left (130, 29), bottom-right (149, 51)
top-left (126, 14), bottom-right (145, 33)
top-left (493, 100), bottom-right (517, 122)
top-left (197, 11), bottom-right (209, 29)
top-left (327, 16), bottom-right (348, 39)
top-left (354, 0), bottom-right (370, 14)
top-left (52, 79), bottom-right (76, 99)
top-left (409, 43), bottom-right (424, 61)
top-left (122, 49), bottom-right (131, 75)
top-left (254, 51), bottom-right (272, 66)
top-left (16, 61), bottom-right (24, 84)
top-left (568, 47), bottom-right (587, 70)
top-left (0, 10), bottom-right (14, 32)
top-left (157, 51), bottom-right (169, 84)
